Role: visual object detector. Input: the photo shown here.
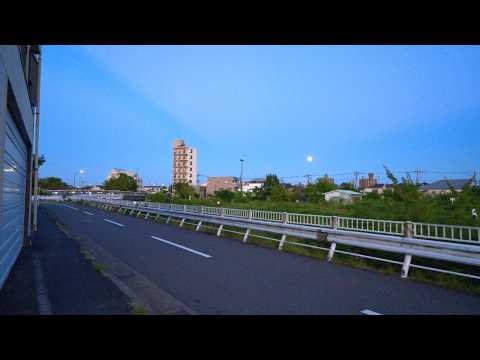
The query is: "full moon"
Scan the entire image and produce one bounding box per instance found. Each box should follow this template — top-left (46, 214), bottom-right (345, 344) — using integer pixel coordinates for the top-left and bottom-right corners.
top-left (306, 155), bottom-right (313, 162)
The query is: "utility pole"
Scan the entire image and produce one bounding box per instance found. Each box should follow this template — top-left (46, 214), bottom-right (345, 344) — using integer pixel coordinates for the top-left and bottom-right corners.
top-left (305, 174), bottom-right (312, 185)
top-left (240, 159), bottom-right (244, 193)
top-left (413, 169), bottom-right (424, 185)
top-left (353, 170), bottom-right (359, 190)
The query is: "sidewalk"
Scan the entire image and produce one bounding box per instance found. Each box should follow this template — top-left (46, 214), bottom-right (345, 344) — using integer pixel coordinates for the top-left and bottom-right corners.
top-left (0, 206), bottom-right (132, 315)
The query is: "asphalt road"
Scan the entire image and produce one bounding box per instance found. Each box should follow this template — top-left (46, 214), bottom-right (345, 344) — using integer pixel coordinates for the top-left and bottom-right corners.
top-left (43, 202), bottom-right (480, 315)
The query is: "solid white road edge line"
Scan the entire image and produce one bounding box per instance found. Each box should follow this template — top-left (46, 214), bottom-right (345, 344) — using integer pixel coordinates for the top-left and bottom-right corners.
top-left (82, 211), bottom-right (94, 216)
top-left (104, 219), bottom-right (125, 227)
top-left (151, 236), bottom-right (212, 258)
top-left (361, 309), bottom-right (383, 315)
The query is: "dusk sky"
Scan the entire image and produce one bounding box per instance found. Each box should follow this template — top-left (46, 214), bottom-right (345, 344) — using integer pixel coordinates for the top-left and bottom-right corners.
top-left (40, 45), bottom-right (480, 186)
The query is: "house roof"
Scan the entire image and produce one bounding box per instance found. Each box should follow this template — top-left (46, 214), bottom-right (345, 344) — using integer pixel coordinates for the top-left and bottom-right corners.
top-left (324, 189), bottom-right (363, 196)
top-left (420, 179), bottom-right (471, 191)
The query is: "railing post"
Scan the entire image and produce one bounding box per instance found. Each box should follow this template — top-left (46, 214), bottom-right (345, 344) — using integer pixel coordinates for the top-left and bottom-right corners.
top-left (282, 212), bottom-right (288, 224)
top-left (327, 242), bottom-right (337, 261)
top-left (243, 228), bottom-right (250, 243)
top-left (217, 224), bottom-right (224, 236)
top-left (196, 221), bottom-right (202, 231)
top-left (180, 218), bottom-right (185, 227)
top-left (332, 216), bottom-right (338, 229)
top-left (401, 254), bottom-right (412, 278)
top-left (221, 208), bottom-right (225, 217)
top-left (200, 206), bottom-right (204, 214)
top-left (183, 205), bottom-right (187, 213)
top-left (166, 216), bottom-right (171, 224)
top-left (278, 234), bottom-right (287, 250)
top-left (404, 221), bottom-right (413, 238)
top-left (249, 210), bottom-right (253, 219)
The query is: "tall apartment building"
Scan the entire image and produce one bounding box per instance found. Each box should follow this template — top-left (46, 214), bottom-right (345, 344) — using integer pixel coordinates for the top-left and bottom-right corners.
top-left (0, 45), bottom-right (41, 289)
top-left (359, 173), bottom-right (377, 189)
top-left (172, 139), bottom-right (197, 185)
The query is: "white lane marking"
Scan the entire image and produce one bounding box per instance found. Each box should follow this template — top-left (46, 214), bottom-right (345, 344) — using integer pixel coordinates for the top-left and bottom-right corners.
top-left (361, 309), bottom-right (383, 315)
top-left (82, 211), bottom-right (94, 216)
top-left (64, 205), bottom-right (79, 211)
top-left (151, 236), bottom-right (212, 258)
top-left (104, 219), bottom-right (125, 227)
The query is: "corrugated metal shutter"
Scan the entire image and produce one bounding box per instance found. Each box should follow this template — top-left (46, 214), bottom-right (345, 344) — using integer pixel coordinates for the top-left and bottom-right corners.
top-left (0, 112), bottom-right (27, 289)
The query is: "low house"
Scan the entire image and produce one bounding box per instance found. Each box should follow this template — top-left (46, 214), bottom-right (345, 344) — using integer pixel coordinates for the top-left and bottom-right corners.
top-left (420, 179), bottom-right (471, 196)
top-left (324, 189), bottom-right (363, 203)
top-left (241, 178), bottom-right (265, 193)
top-left (362, 183), bottom-right (394, 195)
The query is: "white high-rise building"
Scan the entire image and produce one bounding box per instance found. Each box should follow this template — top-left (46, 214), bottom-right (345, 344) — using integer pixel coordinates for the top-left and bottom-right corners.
top-left (172, 139), bottom-right (197, 185)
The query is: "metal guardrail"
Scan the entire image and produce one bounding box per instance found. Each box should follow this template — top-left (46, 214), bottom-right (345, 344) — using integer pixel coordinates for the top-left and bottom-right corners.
top-left (70, 195), bottom-right (480, 280)
top-left (71, 194), bottom-right (480, 244)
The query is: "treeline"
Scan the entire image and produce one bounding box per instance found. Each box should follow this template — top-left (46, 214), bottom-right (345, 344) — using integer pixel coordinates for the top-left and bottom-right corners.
top-left (148, 169), bottom-right (480, 226)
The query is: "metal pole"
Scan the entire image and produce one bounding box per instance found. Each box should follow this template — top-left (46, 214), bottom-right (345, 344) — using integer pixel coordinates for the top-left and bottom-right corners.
top-left (32, 50), bottom-right (42, 233)
top-left (240, 159), bottom-right (244, 193)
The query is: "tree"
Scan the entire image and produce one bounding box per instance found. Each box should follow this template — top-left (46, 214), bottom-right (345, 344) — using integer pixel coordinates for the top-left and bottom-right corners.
top-left (173, 182), bottom-right (196, 200)
top-left (214, 189), bottom-right (235, 202)
top-left (304, 177), bottom-right (337, 203)
top-left (103, 173), bottom-right (138, 191)
top-left (148, 191), bottom-right (170, 203)
top-left (340, 182), bottom-right (355, 191)
top-left (269, 185), bottom-right (289, 201)
top-left (39, 177), bottom-right (69, 190)
top-left (254, 174), bottom-right (280, 200)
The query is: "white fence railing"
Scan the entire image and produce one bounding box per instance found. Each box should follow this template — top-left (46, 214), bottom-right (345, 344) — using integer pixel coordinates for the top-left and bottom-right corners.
top-left (72, 195), bottom-right (480, 245)
top-left (337, 216), bottom-right (404, 236)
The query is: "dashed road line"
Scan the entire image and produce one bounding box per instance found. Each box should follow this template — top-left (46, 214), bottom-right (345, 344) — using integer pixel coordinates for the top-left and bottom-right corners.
top-left (82, 211), bottom-right (94, 216)
top-left (151, 235), bottom-right (212, 258)
top-left (361, 309), bottom-right (382, 315)
top-left (64, 205), bottom-right (79, 211)
top-left (104, 219), bottom-right (125, 227)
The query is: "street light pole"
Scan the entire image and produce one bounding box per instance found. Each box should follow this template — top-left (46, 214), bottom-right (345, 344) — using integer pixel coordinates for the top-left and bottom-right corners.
top-left (240, 159), bottom-right (244, 193)
top-left (73, 169), bottom-right (85, 189)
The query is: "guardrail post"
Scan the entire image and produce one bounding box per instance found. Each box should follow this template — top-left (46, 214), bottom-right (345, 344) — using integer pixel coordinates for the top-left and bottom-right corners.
top-left (155, 213), bottom-right (160, 222)
top-left (137, 210), bottom-right (142, 217)
top-left (401, 254), bottom-right (412, 278)
top-left (282, 213), bottom-right (288, 224)
top-left (166, 216), bottom-right (171, 224)
top-left (180, 218), bottom-right (185, 227)
top-left (404, 221), bottom-right (414, 238)
top-left (332, 216), bottom-right (338, 229)
top-left (243, 229), bottom-right (250, 243)
top-left (278, 234), bottom-right (287, 250)
top-left (217, 224), bottom-right (223, 236)
top-left (196, 221), bottom-right (202, 231)
top-left (327, 242), bottom-right (336, 261)
top-left (145, 213), bottom-right (150, 220)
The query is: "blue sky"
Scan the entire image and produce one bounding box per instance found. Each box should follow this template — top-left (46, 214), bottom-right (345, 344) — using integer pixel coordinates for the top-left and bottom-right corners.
top-left (39, 45), bottom-right (480, 186)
